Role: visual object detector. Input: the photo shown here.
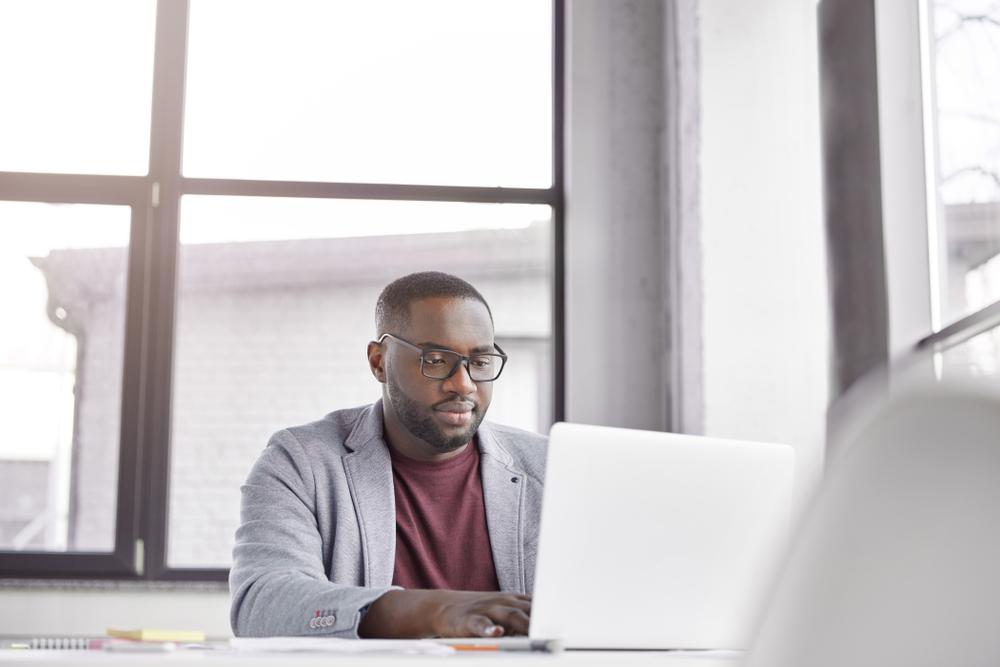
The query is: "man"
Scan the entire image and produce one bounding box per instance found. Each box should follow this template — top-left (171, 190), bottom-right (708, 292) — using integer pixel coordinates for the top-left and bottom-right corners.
top-left (229, 271), bottom-right (547, 639)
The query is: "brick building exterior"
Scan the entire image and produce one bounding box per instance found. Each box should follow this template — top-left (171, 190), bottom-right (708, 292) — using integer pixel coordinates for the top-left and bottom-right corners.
top-left (31, 223), bottom-right (551, 567)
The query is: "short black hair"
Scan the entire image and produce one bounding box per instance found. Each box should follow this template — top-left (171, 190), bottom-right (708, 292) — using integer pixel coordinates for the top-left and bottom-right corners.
top-left (375, 271), bottom-right (493, 336)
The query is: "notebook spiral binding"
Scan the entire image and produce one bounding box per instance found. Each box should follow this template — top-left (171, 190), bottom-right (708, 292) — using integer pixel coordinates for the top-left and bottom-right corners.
top-left (27, 637), bottom-right (101, 650)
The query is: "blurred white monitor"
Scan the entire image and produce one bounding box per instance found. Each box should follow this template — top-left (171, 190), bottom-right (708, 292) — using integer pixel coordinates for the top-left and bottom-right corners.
top-left (530, 422), bottom-right (795, 650)
top-left (745, 380), bottom-right (1000, 667)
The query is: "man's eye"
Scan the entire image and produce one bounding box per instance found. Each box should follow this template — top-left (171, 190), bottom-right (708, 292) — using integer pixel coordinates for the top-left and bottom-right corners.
top-left (470, 357), bottom-right (493, 369)
top-left (423, 354), bottom-right (448, 366)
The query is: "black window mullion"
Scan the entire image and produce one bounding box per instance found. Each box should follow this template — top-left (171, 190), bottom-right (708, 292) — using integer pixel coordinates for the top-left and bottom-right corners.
top-left (180, 177), bottom-right (556, 205)
top-left (109, 198), bottom-right (154, 578)
top-left (0, 173), bottom-right (146, 206)
top-left (140, 0), bottom-right (190, 580)
top-left (552, 0), bottom-right (566, 424)
top-left (0, 553), bottom-right (134, 579)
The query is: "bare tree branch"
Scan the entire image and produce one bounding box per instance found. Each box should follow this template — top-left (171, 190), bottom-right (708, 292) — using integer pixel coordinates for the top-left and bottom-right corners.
top-left (942, 164), bottom-right (1000, 189)
top-left (937, 13), bottom-right (1000, 43)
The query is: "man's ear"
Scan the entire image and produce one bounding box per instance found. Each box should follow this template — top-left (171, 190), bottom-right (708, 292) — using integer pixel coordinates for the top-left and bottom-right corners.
top-left (367, 341), bottom-right (387, 383)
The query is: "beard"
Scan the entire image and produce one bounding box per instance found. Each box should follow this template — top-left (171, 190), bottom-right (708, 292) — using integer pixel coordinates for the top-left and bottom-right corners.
top-left (385, 377), bottom-right (486, 453)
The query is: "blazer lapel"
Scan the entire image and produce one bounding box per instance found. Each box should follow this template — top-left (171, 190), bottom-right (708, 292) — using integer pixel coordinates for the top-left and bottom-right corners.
top-left (342, 401), bottom-right (397, 588)
top-left (478, 423), bottom-right (526, 593)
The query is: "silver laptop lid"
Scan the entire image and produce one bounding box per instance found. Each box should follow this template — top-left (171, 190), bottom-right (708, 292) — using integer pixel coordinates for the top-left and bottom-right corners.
top-left (530, 422), bottom-right (795, 650)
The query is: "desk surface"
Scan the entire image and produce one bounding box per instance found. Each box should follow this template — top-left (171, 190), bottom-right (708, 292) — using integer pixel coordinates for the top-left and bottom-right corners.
top-left (0, 649), bottom-right (740, 667)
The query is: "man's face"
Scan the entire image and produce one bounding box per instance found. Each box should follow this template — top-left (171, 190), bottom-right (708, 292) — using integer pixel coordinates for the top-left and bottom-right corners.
top-left (382, 296), bottom-right (496, 453)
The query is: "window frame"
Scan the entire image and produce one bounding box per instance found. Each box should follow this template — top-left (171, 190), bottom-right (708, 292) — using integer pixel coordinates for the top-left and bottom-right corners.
top-left (0, 0), bottom-right (565, 582)
top-left (821, 0), bottom-right (1000, 398)
top-left (0, 175), bottom-right (148, 578)
top-left (877, 0), bottom-right (1000, 362)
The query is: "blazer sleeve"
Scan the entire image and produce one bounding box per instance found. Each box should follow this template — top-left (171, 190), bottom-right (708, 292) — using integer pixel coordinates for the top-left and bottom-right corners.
top-left (229, 429), bottom-right (395, 638)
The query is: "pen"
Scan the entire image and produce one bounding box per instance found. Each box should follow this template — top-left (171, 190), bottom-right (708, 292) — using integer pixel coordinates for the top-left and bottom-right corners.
top-left (449, 639), bottom-right (562, 653)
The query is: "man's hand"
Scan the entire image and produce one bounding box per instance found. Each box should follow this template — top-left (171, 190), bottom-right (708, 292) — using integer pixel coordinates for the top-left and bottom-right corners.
top-left (358, 589), bottom-right (531, 638)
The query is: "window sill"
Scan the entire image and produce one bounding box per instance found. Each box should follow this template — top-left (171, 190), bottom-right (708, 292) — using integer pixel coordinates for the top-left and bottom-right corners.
top-left (0, 578), bottom-right (228, 592)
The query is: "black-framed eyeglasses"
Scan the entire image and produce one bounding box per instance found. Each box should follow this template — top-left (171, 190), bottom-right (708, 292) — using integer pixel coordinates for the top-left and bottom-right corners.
top-left (378, 333), bottom-right (508, 382)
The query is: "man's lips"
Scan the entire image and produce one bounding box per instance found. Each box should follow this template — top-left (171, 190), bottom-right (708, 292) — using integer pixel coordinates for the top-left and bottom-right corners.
top-left (435, 401), bottom-right (474, 413)
top-left (434, 401), bottom-right (475, 426)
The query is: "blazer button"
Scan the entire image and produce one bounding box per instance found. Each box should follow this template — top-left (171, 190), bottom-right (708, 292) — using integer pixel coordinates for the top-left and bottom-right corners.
top-left (511, 477), bottom-right (519, 483)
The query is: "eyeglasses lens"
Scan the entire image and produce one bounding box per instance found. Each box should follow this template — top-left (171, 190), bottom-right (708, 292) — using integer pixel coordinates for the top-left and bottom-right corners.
top-left (421, 350), bottom-right (503, 381)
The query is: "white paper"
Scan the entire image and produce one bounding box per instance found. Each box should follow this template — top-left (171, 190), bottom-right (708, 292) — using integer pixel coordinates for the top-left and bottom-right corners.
top-left (229, 637), bottom-right (454, 655)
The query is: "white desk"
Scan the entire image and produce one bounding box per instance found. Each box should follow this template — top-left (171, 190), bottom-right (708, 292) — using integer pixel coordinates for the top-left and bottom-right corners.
top-left (0, 649), bottom-right (740, 667)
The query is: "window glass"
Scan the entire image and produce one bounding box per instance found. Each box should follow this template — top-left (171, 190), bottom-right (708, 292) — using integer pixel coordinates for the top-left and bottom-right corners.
top-left (183, 0), bottom-right (552, 187)
top-left (0, 203), bottom-right (131, 552)
top-left (928, 0), bottom-right (1000, 324)
top-left (167, 195), bottom-right (552, 568)
top-left (940, 325), bottom-right (1000, 380)
top-left (0, 0), bottom-right (156, 175)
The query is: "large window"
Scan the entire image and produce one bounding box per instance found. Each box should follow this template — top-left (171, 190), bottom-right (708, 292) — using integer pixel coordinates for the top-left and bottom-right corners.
top-left (0, 204), bottom-right (131, 553)
top-left (0, 0), bottom-right (562, 581)
top-left (923, 0), bottom-right (1000, 378)
top-left (827, 0), bottom-right (1000, 389)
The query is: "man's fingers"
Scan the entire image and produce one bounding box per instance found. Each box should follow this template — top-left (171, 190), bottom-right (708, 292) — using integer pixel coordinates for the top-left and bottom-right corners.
top-left (437, 592), bottom-right (533, 638)
top-left (509, 598), bottom-right (532, 612)
top-left (495, 595), bottom-right (531, 611)
top-left (467, 614), bottom-right (504, 638)
top-left (488, 595), bottom-right (531, 614)
top-left (500, 608), bottom-right (531, 636)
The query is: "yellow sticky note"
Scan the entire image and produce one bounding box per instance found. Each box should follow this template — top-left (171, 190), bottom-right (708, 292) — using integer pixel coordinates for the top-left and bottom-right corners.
top-left (106, 628), bottom-right (206, 643)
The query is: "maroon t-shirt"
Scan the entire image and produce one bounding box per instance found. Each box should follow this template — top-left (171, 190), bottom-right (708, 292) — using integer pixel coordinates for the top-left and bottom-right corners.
top-left (388, 440), bottom-right (500, 592)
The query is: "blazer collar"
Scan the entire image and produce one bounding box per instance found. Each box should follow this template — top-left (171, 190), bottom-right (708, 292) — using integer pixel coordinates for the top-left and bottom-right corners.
top-left (344, 400), bottom-right (527, 593)
top-left (477, 420), bottom-right (527, 593)
top-left (342, 400), bottom-right (395, 586)
top-left (344, 400), bottom-right (386, 453)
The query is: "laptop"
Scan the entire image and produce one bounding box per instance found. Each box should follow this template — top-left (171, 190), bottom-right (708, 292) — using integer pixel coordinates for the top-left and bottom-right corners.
top-left (527, 422), bottom-right (795, 650)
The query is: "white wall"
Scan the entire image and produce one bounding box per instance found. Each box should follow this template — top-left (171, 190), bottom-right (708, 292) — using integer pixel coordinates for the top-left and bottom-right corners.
top-left (699, 0), bottom-right (828, 502)
top-left (564, 0), bottom-right (829, 506)
top-left (565, 0), bottom-right (670, 430)
top-left (874, 0), bottom-right (935, 355)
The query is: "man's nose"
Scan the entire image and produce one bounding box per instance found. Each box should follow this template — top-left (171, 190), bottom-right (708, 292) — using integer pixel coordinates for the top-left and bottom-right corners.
top-left (441, 359), bottom-right (477, 394)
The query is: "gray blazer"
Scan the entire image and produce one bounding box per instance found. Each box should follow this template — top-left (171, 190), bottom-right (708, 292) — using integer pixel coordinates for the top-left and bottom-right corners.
top-left (229, 400), bottom-right (548, 638)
